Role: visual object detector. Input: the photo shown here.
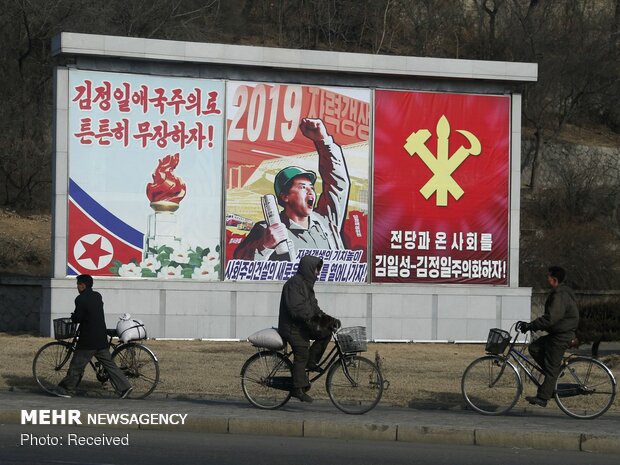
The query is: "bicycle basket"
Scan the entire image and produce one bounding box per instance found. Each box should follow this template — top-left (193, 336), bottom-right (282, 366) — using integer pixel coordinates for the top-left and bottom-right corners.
top-left (485, 328), bottom-right (511, 354)
top-left (53, 318), bottom-right (78, 340)
top-left (336, 326), bottom-right (367, 353)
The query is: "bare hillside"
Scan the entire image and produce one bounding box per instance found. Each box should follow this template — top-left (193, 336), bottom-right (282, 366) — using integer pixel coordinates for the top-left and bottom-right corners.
top-left (0, 209), bottom-right (50, 277)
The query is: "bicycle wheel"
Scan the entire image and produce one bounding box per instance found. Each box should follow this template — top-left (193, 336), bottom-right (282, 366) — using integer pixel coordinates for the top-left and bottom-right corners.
top-left (554, 357), bottom-right (617, 419)
top-left (32, 341), bottom-right (73, 395)
top-left (112, 343), bottom-right (159, 399)
top-left (241, 351), bottom-right (293, 409)
top-left (461, 355), bottom-right (522, 415)
top-left (326, 354), bottom-right (384, 414)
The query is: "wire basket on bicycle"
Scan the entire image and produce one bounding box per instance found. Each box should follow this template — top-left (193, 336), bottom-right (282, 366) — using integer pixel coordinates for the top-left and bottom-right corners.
top-left (53, 318), bottom-right (78, 340)
top-left (336, 326), bottom-right (367, 353)
top-left (485, 328), bottom-right (510, 355)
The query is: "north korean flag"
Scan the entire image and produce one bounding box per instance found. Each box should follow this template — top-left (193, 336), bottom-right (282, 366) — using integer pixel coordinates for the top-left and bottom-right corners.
top-left (67, 179), bottom-right (144, 276)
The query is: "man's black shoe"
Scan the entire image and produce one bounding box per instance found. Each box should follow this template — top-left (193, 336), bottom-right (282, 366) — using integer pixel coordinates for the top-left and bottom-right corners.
top-left (290, 388), bottom-right (313, 403)
top-left (51, 387), bottom-right (72, 398)
top-left (306, 363), bottom-right (323, 373)
top-left (119, 387), bottom-right (134, 399)
top-left (525, 395), bottom-right (547, 407)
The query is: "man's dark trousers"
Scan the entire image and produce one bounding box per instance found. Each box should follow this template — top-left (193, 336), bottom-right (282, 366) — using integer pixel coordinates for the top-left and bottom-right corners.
top-left (528, 332), bottom-right (573, 400)
top-left (60, 348), bottom-right (131, 393)
top-left (286, 326), bottom-right (330, 389)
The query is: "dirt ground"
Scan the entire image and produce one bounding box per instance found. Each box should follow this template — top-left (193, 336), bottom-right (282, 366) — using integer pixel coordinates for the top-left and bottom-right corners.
top-left (0, 209), bottom-right (50, 277)
top-left (3, 332), bottom-right (618, 413)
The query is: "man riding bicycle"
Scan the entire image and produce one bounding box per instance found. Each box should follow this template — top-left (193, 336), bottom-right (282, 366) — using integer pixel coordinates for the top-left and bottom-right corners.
top-left (278, 255), bottom-right (340, 403)
top-left (517, 266), bottom-right (579, 407)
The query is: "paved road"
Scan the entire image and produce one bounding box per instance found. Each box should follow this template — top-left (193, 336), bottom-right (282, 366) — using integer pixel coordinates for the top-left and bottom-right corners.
top-left (2, 425), bottom-right (620, 465)
top-left (0, 390), bottom-right (618, 455)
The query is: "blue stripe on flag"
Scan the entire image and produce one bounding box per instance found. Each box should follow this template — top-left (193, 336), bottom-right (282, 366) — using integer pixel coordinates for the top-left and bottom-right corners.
top-left (69, 179), bottom-right (144, 249)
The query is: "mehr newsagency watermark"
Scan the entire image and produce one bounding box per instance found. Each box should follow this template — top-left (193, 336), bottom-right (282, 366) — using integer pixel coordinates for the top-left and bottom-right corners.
top-left (19, 409), bottom-right (188, 446)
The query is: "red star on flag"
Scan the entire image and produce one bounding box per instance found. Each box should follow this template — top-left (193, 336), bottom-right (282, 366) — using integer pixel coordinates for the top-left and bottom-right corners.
top-left (78, 236), bottom-right (112, 269)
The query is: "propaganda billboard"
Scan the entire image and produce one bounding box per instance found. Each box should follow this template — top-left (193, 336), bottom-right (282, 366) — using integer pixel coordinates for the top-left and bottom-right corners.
top-left (372, 90), bottom-right (510, 284)
top-left (65, 72), bottom-right (511, 285)
top-left (224, 82), bottom-right (370, 282)
top-left (67, 70), bottom-right (224, 280)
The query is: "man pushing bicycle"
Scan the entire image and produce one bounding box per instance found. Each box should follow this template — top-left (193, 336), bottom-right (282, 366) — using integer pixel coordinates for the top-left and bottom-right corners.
top-left (55, 274), bottom-right (133, 399)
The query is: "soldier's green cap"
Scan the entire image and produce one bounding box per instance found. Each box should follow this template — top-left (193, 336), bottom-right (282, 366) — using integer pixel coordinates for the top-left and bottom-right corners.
top-left (274, 166), bottom-right (317, 197)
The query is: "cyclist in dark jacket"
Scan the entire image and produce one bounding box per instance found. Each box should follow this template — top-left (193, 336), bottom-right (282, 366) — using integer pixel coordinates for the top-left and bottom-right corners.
top-left (517, 266), bottom-right (579, 407)
top-left (278, 255), bottom-right (334, 402)
top-left (56, 274), bottom-right (133, 399)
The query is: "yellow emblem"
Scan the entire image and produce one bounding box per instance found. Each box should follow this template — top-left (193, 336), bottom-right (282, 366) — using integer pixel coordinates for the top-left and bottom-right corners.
top-left (404, 115), bottom-right (481, 206)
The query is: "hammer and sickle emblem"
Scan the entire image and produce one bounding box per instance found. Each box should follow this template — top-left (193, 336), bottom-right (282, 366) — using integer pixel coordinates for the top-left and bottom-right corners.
top-left (404, 115), bottom-right (481, 207)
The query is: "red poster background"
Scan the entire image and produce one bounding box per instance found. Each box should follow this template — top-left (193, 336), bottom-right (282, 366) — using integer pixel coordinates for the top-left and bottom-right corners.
top-left (373, 90), bottom-right (510, 284)
top-left (226, 85), bottom-right (368, 186)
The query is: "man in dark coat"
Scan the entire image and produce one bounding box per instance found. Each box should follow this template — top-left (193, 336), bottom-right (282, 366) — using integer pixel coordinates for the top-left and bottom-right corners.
top-left (56, 274), bottom-right (133, 398)
top-left (278, 255), bottom-right (337, 402)
top-left (517, 266), bottom-right (579, 407)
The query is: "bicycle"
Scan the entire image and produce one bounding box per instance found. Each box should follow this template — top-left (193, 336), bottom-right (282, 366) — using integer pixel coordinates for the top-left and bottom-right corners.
top-left (461, 323), bottom-right (617, 419)
top-left (33, 318), bottom-right (160, 399)
top-left (240, 326), bottom-right (384, 414)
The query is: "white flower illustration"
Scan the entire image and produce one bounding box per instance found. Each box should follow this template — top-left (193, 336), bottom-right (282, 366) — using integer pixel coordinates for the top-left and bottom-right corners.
top-left (140, 256), bottom-right (161, 272)
top-left (203, 250), bottom-right (220, 267)
top-left (158, 265), bottom-right (183, 279)
top-left (170, 248), bottom-right (190, 264)
top-left (118, 262), bottom-right (142, 277)
top-left (192, 265), bottom-right (216, 280)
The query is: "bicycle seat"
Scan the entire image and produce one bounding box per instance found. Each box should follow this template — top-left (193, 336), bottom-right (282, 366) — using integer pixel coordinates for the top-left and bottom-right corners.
top-left (106, 328), bottom-right (118, 337)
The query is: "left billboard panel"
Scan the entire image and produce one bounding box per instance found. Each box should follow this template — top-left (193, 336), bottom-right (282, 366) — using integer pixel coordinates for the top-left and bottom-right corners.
top-left (67, 70), bottom-right (224, 280)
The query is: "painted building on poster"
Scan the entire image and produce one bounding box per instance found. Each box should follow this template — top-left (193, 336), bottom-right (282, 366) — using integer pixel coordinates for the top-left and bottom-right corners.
top-left (46, 32), bottom-right (537, 341)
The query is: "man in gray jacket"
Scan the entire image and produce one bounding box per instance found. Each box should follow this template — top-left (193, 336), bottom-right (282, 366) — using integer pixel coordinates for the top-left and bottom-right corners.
top-left (517, 266), bottom-right (579, 407)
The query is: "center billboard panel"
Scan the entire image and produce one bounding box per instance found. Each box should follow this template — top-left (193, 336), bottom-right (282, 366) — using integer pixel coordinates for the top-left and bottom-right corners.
top-left (224, 82), bottom-right (370, 282)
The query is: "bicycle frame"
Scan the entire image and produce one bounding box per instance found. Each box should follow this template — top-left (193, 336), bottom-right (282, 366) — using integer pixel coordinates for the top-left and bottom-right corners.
top-left (35, 324), bottom-right (160, 400)
top-left (254, 330), bottom-right (358, 388)
top-left (59, 330), bottom-right (143, 383)
top-left (506, 346), bottom-right (545, 389)
top-left (498, 331), bottom-right (588, 395)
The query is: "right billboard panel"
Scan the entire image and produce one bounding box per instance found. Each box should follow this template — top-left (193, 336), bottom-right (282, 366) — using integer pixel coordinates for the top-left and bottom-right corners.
top-left (373, 90), bottom-right (510, 284)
